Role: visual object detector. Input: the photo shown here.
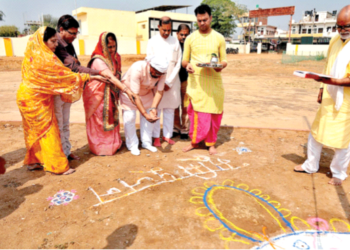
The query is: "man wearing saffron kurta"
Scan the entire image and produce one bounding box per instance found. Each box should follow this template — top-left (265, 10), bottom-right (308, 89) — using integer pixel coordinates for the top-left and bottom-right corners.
top-left (182, 4), bottom-right (227, 155)
top-left (294, 5), bottom-right (350, 186)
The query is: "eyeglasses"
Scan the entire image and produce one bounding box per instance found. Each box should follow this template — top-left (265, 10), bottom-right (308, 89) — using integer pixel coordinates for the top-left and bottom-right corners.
top-left (66, 30), bottom-right (80, 36)
top-left (336, 24), bottom-right (350, 30)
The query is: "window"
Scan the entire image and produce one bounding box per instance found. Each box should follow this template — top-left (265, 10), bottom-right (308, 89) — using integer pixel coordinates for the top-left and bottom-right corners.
top-left (302, 29), bottom-right (307, 34)
top-left (148, 18), bottom-right (193, 39)
top-left (308, 29), bottom-right (312, 34)
top-left (332, 26), bottom-right (336, 32)
top-left (318, 28), bottom-right (323, 33)
top-left (315, 15), bottom-right (319, 22)
top-left (313, 28), bottom-right (317, 33)
top-left (327, 27), bottom-right (331, 32)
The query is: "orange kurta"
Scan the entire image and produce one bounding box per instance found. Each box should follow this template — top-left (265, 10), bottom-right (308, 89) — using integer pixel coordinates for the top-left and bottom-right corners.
top-left (17, 27), bottom-right (90, 174)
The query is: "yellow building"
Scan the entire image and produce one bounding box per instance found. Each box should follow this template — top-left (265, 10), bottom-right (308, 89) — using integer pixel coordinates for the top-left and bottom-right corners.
top-left (73, 5), bottom-right (196, 55)
top-left (135, 6), bottom-right (196, 41)
top-left (74, 7), bottom-right (136, 40)
top-left (74, 5), bottom-right (196, 41)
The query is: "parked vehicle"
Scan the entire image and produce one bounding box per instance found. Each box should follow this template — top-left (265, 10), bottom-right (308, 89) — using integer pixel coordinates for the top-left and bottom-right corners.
top-left (226, 48), bottom-right (239, 54)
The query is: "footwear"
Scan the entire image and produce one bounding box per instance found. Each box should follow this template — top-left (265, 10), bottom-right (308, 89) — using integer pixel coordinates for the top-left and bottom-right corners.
top-left (130, 147), bottom-right (140, 156)
top-left (153, 138), bottom-right (161, 147)
top-left (180, 134), bottom-right (189, 140)
top-left (163, 137), bottom-right (176, 145)
top-left (142, 144), bottom-right (157, 153)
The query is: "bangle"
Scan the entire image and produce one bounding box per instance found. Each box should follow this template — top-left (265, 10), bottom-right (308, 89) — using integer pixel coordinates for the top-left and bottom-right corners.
top-left (149, 107), bottom-right (157, 111)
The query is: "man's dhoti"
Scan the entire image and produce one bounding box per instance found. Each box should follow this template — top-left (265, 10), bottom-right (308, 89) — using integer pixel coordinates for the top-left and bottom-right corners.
top-left (302, 133), bottom-right (350, 180)
top-left (188, 101), bottom-right (223, 146)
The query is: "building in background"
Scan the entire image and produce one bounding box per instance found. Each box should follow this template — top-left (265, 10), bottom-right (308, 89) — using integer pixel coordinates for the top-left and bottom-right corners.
top-left (74, 5), bottom-right (196, 41)
top-left (290, 10), bottom-right (338, 44)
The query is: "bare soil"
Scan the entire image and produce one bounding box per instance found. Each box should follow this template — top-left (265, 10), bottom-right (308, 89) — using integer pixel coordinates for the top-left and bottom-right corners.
top-left (1, 54), bottom-right (349, 249)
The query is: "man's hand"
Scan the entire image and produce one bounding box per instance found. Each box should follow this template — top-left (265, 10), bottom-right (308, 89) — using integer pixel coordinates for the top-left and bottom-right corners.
top-left (125, 89), bottom-right (137, 105)
top-left (186, 63), bottom-right (195, 74)
top-left (317, 88), bottom-right (324, 104)
top-left (100, 69), bottom-right (114, 79)
top-left (164, 84), bottom-right (170, 91)
top-left (214, 62), bottom-right (227, 73)
top-left (90, 75), bottom-right (109, 83)
top-left (144, 112), bottom-right (159, 123)
top-left (149, 108), bottom-right (158, 118)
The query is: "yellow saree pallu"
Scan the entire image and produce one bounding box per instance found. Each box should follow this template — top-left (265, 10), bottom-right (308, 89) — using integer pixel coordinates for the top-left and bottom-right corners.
top-left (17, 27), bottom-right (90, 174)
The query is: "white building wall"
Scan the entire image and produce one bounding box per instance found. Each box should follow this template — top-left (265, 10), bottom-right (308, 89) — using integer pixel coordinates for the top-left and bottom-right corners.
top-left (0, 38), bottom-right (6, 56)
top-left (286, 43), bottom-right (329, 57)
top-left (11, 36), bottom-right (29, 57)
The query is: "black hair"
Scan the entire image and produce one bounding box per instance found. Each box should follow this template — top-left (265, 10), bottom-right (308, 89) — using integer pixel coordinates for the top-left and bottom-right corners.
top-left (177, 24), bottom-right (191, 33)
top-left (159, 17), bottom-right (172, 26)
top-left (43, 27), bottom-right (57, 42)
top-left (57, 15), bottom-right (79, 31)
top-left (106, 33), bottom-right (117, 52)
top-left (194, 4), bottom-right (212, 16)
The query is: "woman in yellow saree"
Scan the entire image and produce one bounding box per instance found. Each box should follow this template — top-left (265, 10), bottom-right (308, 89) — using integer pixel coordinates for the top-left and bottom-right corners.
top-left (17, 27), bottom-right (105, 175)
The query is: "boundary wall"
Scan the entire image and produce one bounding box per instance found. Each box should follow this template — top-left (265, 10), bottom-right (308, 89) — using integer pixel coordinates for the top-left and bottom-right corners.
top-left (0, 36), bottom-right (148, 56)
top-left (286, 43), bottom-right (329, 57)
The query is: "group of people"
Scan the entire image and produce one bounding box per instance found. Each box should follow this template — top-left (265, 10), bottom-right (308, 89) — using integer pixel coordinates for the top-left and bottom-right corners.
top-left (10, 3), bottom-right (350, 186)
top-left (15, 4), bottom-right (227, 175)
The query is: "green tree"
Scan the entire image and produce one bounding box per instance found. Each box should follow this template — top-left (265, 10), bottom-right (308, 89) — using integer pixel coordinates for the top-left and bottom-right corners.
top-left (29, 14), bottom-right (58, 34)
top-left (0, 25), bottom-right (19, 37)
top-left (201, 0), bottom-right (248, 37)
top-left (0, 10), bottom-right (4, 21)
top-left (43, 14), bottom-right (58, 29)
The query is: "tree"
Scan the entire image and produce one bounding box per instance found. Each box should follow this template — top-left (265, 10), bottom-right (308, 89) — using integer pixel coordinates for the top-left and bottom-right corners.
top-left (201, 0), bottom-right (248, 37)
top-left (0, 25), bottom-right (19, 37)
top-left (43, 14), bottom-right (58, 29)
top-left (0, 10), bottom-right (4, 21)
top-left (28, 14), bottom-right (58, 34)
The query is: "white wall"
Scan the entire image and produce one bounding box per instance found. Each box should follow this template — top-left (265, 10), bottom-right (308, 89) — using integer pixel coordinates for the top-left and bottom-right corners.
top-left (0, 38), bottom-right (6, 56)
top-left (84, 39), bottom-right (97, 55)
top-left (11, 36), bottom-right (29, 57)
top-left (140, 40), bottom-right (148, 54)
top-left (286, 43), bottom-right (329, 57)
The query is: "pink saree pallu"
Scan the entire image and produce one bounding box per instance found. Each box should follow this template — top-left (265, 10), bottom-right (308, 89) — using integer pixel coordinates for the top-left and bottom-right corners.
top-left (188, 101), bottom-right (223, 147)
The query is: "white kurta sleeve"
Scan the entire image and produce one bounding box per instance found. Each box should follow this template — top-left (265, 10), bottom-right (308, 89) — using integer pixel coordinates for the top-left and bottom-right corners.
top-left (165, 41), bottom-right (182, 88)
top-left (146, 38), bottom-right (155, 57)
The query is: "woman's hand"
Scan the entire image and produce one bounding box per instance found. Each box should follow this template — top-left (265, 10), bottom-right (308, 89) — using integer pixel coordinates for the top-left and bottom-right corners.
top-left (90, 75), bottom-right (109, 83)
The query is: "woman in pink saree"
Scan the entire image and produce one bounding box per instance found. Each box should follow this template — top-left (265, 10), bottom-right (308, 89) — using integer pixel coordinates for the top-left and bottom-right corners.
top-left (83, 32), bottom-right (135, 155)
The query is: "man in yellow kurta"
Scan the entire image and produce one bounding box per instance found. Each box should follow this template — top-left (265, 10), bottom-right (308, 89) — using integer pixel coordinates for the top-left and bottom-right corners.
top-left (295, 5), bottom-right (350, 186)
top-left (182, 4), bottom-right (227, 155)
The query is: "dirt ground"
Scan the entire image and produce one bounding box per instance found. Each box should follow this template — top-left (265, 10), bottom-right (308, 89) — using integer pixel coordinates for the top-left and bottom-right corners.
top-left (1, 54), bottom-right (350, 249)
top-left (1, 54), bottom-right (323, 129)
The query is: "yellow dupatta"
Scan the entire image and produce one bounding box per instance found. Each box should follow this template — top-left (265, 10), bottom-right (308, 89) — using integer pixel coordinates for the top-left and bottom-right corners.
top-left (17, 27), bottom-right (90, 149)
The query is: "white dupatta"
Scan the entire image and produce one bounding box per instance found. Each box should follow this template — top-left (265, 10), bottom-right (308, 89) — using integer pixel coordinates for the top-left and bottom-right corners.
top-left (328, 40), bottom-right (350, 111)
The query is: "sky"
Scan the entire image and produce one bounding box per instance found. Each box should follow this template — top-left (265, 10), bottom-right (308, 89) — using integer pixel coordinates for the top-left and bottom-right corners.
top-left (0, 0), bottom-right (349, 36)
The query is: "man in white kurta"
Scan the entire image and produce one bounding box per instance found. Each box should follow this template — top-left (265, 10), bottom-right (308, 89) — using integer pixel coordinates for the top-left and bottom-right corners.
top-left (147, 16), bottom-right (182, 146)
top-left (294, 5), bottom-right (350, 186)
